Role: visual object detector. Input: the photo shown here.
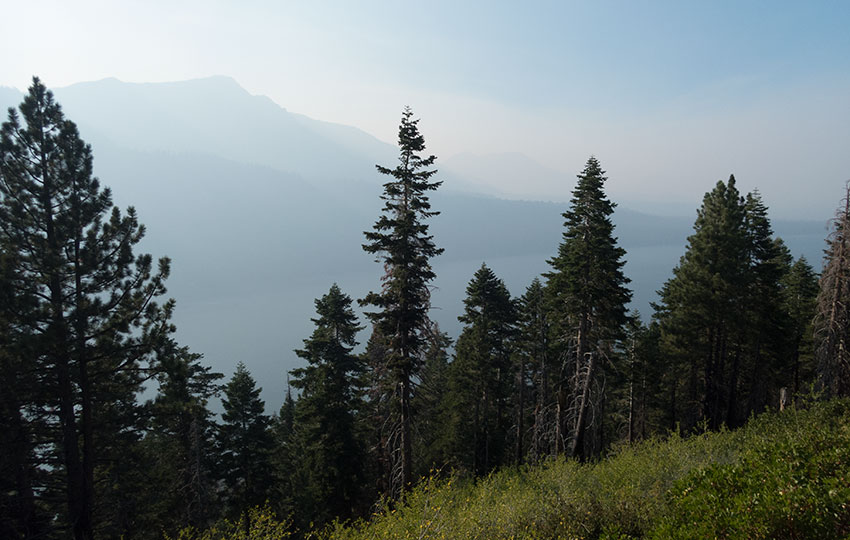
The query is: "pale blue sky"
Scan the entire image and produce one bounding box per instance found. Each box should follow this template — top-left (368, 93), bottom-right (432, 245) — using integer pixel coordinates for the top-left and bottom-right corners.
top-left (2, 1), bottom-right (848, 217)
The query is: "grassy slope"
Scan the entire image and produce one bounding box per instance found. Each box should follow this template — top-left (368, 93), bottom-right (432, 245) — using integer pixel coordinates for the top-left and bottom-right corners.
top-left (321, 400), bottom-right (850, 540)
top-left (179, 401), bottom-right (850, 539)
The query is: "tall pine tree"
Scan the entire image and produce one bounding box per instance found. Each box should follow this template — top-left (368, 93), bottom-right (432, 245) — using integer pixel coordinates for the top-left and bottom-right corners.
top-left (781, 254), bottom-right (818, 396)
top-left (289, 284), bottom-right (365, 525)
top-left (516, 278), bottom-right (554, 463)
top-left (0, 238), bottom-right (46, 538)
top-left (655, 177), bottom-right (749, 430)
top-left (142, 331), bottom-right (223, 535)
top-left (0, 77), bottom-right (172, 540)
top-left (655, 177), bottom-right (798, 429)
top-left (444, 263), bottom-right (516, 475)
top-left (814, 184), bottom-right (850, 397)
top-left (545, 156), bottom-right (631, 460)
top-left (361, 107), bottom-right (442, 496)
top-left (217, 363), bottom-right (274, 522)
top-left (412, 322), bottom-right (452, 478)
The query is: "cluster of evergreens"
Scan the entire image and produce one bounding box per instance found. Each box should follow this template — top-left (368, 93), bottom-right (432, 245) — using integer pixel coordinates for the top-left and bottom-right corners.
top-left (1, 79), bottom-right (848, 540)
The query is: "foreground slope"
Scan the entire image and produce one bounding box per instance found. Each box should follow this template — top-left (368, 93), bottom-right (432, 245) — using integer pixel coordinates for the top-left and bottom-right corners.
top-left (319, 400), bottom-right (850, 540)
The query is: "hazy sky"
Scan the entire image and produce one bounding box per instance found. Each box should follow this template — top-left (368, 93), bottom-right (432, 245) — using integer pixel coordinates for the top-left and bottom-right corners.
top-left (2, 1), bottom-right (849, 217)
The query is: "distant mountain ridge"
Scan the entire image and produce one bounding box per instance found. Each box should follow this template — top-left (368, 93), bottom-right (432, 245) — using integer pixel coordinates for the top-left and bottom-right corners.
top-left (441, 151), bottom-right (573, 202)
top-left (2, 76), bottom-right (398, 185)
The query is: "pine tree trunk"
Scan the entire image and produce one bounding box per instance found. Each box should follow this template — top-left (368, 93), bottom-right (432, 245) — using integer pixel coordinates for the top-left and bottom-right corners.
top-left (726, 348), bottom-right (740, 428)
top-left (669, 380), bottom-right (677, 432)
top-left (792, 345), bottom-right (801, 397)
top-left (74, 237), bottom-right (95, 540)
top-left (569, 314), bottom-right (591, 460)
top-left (716, 327), bottom-right (728, 428)
top-left (540, 345), bottom-right (549, 457)
top-left (569, 312), bottom-right (592, 461)
top-left (702, 325), bottom-right (718, 429)
top-left (569, 351), bottom-right (595, 461)
top-left (515, 361), bottom-right (525, 465)
top-left (639, 360), bottom-right (647, 440)
top-left (1, 388), bottom-right (39, 536)
top-left (746, 340), bottom-right (764, 420)
top-left (400, 372), bottom-right (412, 492)
top-left (627, 349), bottom-right (635, 444)
top-left (43, 154), bottom-right (91, 539)
top-left (555, 386), bottom-right (565, 455)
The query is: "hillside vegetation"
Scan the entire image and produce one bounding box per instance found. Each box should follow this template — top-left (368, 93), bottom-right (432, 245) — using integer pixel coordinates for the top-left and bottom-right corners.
top-left (185, 399), bottom-right (850, 540)
top-left (3, 79), bottom-right (845, 540)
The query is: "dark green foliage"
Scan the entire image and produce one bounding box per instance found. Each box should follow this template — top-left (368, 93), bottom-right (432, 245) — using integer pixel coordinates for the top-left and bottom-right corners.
top-left (781, 254), bottom-right (818, 395)
top-left (736, 191), bottom-right (791, 421)
top-left (516, 278), bottom-right (555, 462)
top-left (0, 77), bottom-right (172, 540)
top-left (269, 383), bottom-right (298, 521)
top-left (0, 245), bottom-right (47, 538)
top-left (443, 264), bottom-right (517, 475)
top-left (605, 315), bottom-right (669, 448)
top-left (655, 178), bottom-right (804, 432)
top-left (412, 322), bottom-right (453, 477)
top-left (141, 333), bottom-right (223, 535)
top-left (545, 156), bottom-right (631, 459)
top-left (217, 363), bottom-right (275, 520)
top-left (655, 176), bottom-right (749, 430)
top-left (655, 400), bottom-right (850, 540)
top-left (546, 157), bottom-right (631, 340)
top-left (288, 284), bottom-right (366, 526)
top-left (360, 107), bottom-right (443, 495)
top-left (357, 326), bottom-right (400, 505)
top-left (0, 78), bottom-right (839, 537)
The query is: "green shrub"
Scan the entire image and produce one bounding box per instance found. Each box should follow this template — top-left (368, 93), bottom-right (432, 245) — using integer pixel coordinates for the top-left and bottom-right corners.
top-left (168, 505), bottom-right (292, 540)
top-left (652, 401), bottom-right (850, 539)
top-left (196, 400), bottom-right (850, 540)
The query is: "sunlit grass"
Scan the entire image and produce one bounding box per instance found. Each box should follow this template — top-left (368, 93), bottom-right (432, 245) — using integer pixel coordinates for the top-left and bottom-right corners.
top-left (182, 400), bottom-right (850, 539)
top-left (324, 400), bottom-right (850, 540)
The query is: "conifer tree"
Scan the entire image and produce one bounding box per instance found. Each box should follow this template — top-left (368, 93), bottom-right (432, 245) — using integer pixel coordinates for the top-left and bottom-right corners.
top-left (289, 284), bottom-right (365, 525)
top-left (361, 107), bottom-right (442, 495)
top-left (601, 313), bottom-right (667, 446)
top-left (412, 322), bottom-right (452, 478)
top-left (781, 254), bottom-right (818, 396)
top-left (655, 177), bottom-right (749, 430)
top-left (655, 177), bottom-right (799, 429)
top-left (814, 184), bottom-right (850, 397)
top-left (270, 382), bottom-right (298, 520)
top-left (545, 156), bottom-right (631, 460)
top-left (0, 78), bottom-right (172, 540)
top-left (217, 363), bottom-right (274, 522)
top-left (444, 263), bottom-right (516, 474)
top-left (143, 333), bottom-right (222, 534)
top-left (359, 327), bottom-right (393, 500)
top-left (517, 278), bottom-right (554, 463)
top-left (736, 192), bottom-right (789, 422)
top-left (0, 244), bottom-right (47, 538)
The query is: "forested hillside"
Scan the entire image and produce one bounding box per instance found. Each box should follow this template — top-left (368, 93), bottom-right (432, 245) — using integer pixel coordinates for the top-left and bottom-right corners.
top-left (0, 78), bottom-right (824, 410)
top-left (1, 79), bottom-right (847, 540)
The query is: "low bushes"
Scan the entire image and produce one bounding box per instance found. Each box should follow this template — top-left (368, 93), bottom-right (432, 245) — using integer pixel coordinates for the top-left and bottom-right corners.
top-left (185, 400), bottom-right (850, 539)
top-left (326, 400), bottom-right (850, 540)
